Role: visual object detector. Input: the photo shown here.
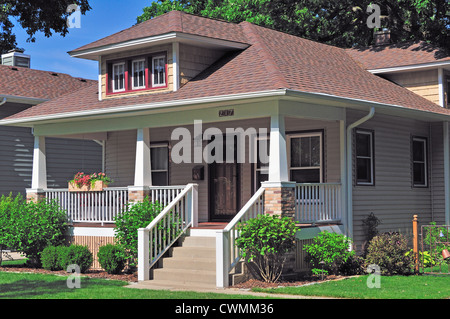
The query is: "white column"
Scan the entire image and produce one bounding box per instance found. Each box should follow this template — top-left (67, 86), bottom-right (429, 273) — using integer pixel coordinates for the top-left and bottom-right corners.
top-left (31, 135), bottom-right (47, 190)
top-left (438, 68), bottom-right (445, 107)
top-left (268, 114), bottom-right (289, 183)
top-left (339, 118), bottom-right (348, 235)
top-left (134, 128), bottom-right (152, 187)
top-left (137, 228), bottom-right (150, 281)
top-left (172, 42), bottom-right (180, 92)
top-left (444, 122), bottom-right (450, 225)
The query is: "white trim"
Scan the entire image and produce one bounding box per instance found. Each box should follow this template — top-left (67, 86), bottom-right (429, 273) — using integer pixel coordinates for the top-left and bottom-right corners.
top-left (444, 122), bottom-right (450, 225)
top-left (172, 42), bottom-right (180, 92)
top-left (438, 68), bottom-right (445, 107)
top-left (70, 227), bottom-right (115, 237)
top-left (369, 61), bottom-right (450, 74)
top-left (0, 94), bottom-right (48, 105)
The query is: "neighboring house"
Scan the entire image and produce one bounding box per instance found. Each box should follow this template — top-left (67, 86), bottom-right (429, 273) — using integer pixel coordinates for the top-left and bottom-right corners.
top-left (1, 11), bottom-right (450, 287)
top-left (0, 50), bottom-right (103, 196)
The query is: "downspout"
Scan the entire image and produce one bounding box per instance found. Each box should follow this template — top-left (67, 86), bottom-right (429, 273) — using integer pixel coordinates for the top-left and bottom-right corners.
top-left (346, 106), bottom-right (375, 241)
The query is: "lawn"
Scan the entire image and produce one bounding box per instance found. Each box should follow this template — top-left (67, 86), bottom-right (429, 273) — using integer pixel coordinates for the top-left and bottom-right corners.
top-left (252, 275), bottom-right (450, 299)
top-left (0, 271), bottom-right (272, 299)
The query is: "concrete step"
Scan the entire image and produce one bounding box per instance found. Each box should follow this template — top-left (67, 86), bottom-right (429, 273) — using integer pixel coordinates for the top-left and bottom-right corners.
top-left (161, 256), bottom-right (215, 271)
top-left (131, 279), bottom-right (218, 291)
top-left (179, 236), bottom-right (216, 248)
top-left (171, 246), bottom-right (215, 259)
top-left (153, 268), bottom-right (216, 284)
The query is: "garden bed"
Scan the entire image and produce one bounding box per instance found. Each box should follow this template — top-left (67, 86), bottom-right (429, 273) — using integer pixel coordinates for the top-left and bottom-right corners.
top-left (0, 264), bottom-right (138, 282)
top-left (231, 275), bottom-right (346, 289)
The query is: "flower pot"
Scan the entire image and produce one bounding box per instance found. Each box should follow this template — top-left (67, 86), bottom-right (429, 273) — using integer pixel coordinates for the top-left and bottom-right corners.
top-left (69, 181), bottom-right (105, 192)
top-left (442, 249), bottom-right (450, 260)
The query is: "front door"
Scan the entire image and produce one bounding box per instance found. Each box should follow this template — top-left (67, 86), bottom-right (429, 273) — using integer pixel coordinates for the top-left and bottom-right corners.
top-left (209, 136), bottom-right (240, 221)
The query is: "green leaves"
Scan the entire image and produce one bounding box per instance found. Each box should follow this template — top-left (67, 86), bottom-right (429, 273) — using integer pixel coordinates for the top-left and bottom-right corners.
top-left (235, 214), bottom-right (299, 282)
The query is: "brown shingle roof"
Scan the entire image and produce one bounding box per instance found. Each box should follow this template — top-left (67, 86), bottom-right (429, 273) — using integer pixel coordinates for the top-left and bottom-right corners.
top-left (70, 10), bottom-right (249, 54)
top-left (5, 12), bottom-right (450, 121)
top-left (0, 64), bottom-right (96, 100)
top-left (346, 41), bottom-right (450, 70)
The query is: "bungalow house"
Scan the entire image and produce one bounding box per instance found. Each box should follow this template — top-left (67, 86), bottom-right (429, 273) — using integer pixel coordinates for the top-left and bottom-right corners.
top-left (1, 11), bottom-right (449, 288)
top-left (0, 50), bottom-right (102, 196)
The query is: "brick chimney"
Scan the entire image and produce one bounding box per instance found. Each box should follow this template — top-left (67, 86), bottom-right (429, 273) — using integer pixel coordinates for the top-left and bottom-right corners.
top-left (374, 30), bottom-right (391, 46)
top-left (1, 49), bottom-right (31, 68)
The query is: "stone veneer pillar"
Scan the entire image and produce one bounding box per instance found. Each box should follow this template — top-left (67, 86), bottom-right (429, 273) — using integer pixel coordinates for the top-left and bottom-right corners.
top-left (127, 186), bottom-right (151, 204)
top-left (26, 189), bottom-right (46, 203)
top-left (261, 181), bottom-right (296, 219)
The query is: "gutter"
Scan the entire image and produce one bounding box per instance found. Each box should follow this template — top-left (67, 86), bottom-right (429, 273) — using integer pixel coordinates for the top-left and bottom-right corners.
top-left (346, 106), bottom-right (375, 240)
top-left (0, 97), bottom-right (6, 106)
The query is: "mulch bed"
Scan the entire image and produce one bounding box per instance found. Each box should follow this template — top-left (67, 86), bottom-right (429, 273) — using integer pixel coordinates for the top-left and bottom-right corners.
top-left (231, 275), bottom-right (345, 289)
top-left (0, 264), bottom-right (138, 282)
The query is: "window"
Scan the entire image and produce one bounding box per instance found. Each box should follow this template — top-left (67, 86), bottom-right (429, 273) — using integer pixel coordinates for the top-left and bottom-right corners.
top-left (412, 137), bottom-right (427, 187)
top-left (152, 56), bottom-right (166, 87)
top-left (254, 136), bottom-right (270, 187)
top-left (132, 59), bottom-right (146, 90)
top-left (151, 144), bottom-right (169, 186)
top-left (289, 132), bottom-right (322, 183)
top-left (355, 129), bottom-right (374, 185)
top-left (112, 62), bottom-right (125, 92)
top-left (107, 53), bottom-right (167, 94)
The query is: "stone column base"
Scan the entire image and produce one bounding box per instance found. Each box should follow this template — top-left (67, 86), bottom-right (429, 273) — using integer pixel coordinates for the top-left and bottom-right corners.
top-left (128, 186), bottom-right (151, 203)
top-left (26, 188), bottom-right (46, 203)
top-left (261, 182), bottom-right (296, 219)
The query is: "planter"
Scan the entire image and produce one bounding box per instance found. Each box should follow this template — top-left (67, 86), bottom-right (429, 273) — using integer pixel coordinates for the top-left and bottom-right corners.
top-left (69, 181), bottom-right (106, 192)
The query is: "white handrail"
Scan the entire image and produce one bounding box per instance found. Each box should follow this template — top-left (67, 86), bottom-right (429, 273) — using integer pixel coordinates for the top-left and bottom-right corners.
top-left (216, 187), bottom-right (265, 288)
top-left (138, 183), bottom-right (198, 281)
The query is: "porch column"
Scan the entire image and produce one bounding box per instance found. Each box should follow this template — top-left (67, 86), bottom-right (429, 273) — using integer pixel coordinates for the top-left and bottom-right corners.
top-left (26, 135), bottom-right (47, 202)
top-left (262, 114), bottom-right (296, 218)
top-left (129, 128), bottom-right (152, 203)
top-left (444, 122), bottom-right (450, 225)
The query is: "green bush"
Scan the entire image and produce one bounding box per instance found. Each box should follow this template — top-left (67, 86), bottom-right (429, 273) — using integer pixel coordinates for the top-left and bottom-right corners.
top-left (114, 197), bottom-right (163, 266)
top-left (365, 232), bottom-right (414, 275)
top-left (235, 214), bottom-right (299, 283)
top-left (303, 231), bottom-right (355, 276)
top-left (0, 194), bottom-right (69, 267)
top-left (41, 245), bottom-right (70, 271)
top-left (97, 244), bottom-right (126, 274)
top-left (60, 245), bottom-right (93, 273)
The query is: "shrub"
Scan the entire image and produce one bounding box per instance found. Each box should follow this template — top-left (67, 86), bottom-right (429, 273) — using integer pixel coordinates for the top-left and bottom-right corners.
top-left (60, 245), bottom-right (93, 273)
top-left (0, 194), bottom-right (69, 267)
top-left (97, 244), bottom-right (126, 274)
top-left (41, 245), bottom-right (68, 271)
top-left (303, 231), bottom-right (355, 276)
top-left (365, 232), bottom-right (414, 275)
top-left (235, 214), bottom-right (299, 283)
top-left (114, 197), bottom-right (163, 266)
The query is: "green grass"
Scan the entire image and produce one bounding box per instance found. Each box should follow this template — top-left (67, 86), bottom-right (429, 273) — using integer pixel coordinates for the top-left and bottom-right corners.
top-left (0, 271), bottom-right (273, 299)
top-left (252, 275), bottom-right (450, 299)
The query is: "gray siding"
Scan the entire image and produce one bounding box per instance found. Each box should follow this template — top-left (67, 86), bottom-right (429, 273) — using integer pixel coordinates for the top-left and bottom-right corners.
top-left (348, 110), bottom-right (435, 250)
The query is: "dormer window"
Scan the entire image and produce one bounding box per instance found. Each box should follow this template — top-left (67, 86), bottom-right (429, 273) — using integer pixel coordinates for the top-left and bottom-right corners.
top-left (152, 56), bottom-right (166, 87)
top-left (112, 62), bottom-right (125, 92)
top-left (132, 59), bottom-right (146, 90)
top-left (106, 52), bottom-right (167, 95)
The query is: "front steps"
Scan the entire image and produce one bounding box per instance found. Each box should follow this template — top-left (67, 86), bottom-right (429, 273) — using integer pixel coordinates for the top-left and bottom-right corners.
top-left (144, 234), bottom-right (218, 289)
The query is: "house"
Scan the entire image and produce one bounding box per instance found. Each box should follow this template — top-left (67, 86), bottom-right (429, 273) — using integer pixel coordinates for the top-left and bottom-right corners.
top-left (1, 11), bottom-right (449, 288)
top-left (0, 50), bottom-right (103, 196)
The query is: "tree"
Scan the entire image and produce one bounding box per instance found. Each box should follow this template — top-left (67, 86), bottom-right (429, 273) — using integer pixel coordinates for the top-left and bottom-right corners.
top-left (137, 0), bottom-right (449, 50)
top-left (0, 0), bottom-right (91, 55)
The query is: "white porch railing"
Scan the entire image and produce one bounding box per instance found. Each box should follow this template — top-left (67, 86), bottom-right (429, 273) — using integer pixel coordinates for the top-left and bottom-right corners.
top-left (138, 183), bottom-right (198, 281)
top-left (295, 183), bottom-right (341, 223)
top-left (215, 187), bottom-right (265, 288)
top-left (45, 187), bottom-right (128, 224)
top-left (148, 185), bottom-right (186, 206)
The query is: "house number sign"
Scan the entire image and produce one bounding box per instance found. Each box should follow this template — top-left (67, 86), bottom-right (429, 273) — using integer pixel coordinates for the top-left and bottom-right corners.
top-left (219, 109), bottom-right (234, 117)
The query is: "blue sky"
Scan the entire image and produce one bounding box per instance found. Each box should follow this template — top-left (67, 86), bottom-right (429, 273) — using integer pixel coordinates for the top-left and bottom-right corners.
top-left (11, 0), bottom-right (152, 80)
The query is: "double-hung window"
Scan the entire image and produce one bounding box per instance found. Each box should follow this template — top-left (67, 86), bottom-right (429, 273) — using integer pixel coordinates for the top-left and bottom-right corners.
top-left (151, 143), bottom-right (169, 186)
top-left (412, 137), bottom-right (427, 187)
top-left (355, 129), bottom-right (374, 185)
top-left (112, 62), bottom-right (125, 92)
top-left (289, 132), bottom-right (322, 183)
top-left (152, 56), bottom-right (166, 87)
top-left (132, 59), bottom-right (146, 90)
